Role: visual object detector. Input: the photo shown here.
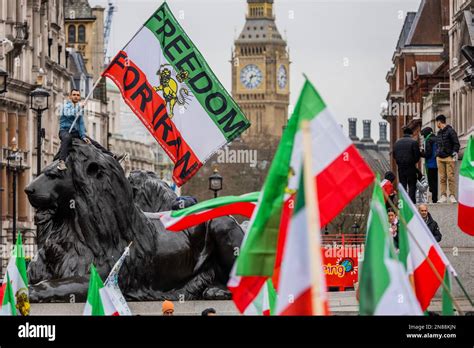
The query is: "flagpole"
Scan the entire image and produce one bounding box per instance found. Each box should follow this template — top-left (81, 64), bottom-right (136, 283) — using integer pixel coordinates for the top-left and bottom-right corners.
top-left (301, 119), bottom-right (325, 315)
top-left (381, 188), bottom-right (466, 314)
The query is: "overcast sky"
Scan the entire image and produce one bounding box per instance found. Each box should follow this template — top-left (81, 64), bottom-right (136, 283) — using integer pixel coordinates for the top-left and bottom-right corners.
top-left (90, 0), bottom-right (421, 140)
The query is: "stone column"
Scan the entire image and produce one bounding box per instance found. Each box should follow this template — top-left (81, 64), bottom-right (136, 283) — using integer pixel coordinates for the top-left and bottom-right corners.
top-left (0, 110), bottom-right (7, 220)
top-left (17, 113), bottom-right (27, 222)
top-left (7, 112), bottom-right (17, 219)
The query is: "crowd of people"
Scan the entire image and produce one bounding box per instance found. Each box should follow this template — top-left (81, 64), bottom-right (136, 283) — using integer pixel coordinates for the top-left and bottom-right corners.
top-left (381, 176), bottom-right (443, 248)
top-left (392, 114), bottom-right (460, 204)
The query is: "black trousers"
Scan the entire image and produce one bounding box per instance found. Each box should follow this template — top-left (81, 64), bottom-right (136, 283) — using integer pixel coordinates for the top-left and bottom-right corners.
top-left (427, 167), bottom-right (438, 203)
top-left (58, 130), bottom-right (113, 161)
top-left (398, 165), bottom-right (417, 203)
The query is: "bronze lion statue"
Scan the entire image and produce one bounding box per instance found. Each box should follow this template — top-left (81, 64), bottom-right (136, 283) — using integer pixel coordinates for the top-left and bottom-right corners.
top-left (25, 139), bottom-right (244, 302)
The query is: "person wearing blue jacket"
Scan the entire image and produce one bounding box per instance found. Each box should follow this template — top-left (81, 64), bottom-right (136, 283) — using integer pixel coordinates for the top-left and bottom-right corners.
top-left (420, 127), bottom-right (438, 203)
top-left (57, 89), bottom-right (126, 171)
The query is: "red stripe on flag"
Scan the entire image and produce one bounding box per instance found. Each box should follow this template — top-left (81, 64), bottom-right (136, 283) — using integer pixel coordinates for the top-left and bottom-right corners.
top-left (0, 282), bottom-right (5, 305)
top-left (279, 287), bottom-right (313, 316)
top-left (413, 246), bottom-right (447, 311)
top-left (458, 203), bottom-right (474, 236)
top-left (228, 276), bottom-right (267, 313)
top-left (103, 50), bottom-right (201, 186)
top-left (316, 144), bottom-right (374, 227)
top-left (167, 202), bottom-right (256, 231)
top-left (272, 195), bottom-right (295, 290)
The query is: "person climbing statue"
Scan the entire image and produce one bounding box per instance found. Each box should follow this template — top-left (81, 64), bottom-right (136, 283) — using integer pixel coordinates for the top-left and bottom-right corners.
top-left (57, 88), bottom-right (127, 171)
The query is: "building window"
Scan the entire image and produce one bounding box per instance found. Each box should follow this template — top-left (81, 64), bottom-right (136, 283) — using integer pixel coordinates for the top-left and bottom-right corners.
top-left (78, 25), bottom-right (86, 43)
top-left (68, 25), bottom-right (76, 43)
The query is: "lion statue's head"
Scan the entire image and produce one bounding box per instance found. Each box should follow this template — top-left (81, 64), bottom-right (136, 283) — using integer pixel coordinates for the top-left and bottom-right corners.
top-left (128, 170), bottom-right (177, 213)
top-left (25, 139), bottom-right (159, 290)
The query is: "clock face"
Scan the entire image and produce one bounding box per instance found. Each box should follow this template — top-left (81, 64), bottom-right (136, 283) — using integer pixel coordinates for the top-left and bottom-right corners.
top-left (277, 65), bottom-right (287, 89)
top-left (240, 64), bottom-right (263, 89)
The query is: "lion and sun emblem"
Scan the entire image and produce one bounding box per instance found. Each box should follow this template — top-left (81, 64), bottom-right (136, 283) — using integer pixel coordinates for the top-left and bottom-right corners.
top-left (153, 64), bottom-right (192, 119)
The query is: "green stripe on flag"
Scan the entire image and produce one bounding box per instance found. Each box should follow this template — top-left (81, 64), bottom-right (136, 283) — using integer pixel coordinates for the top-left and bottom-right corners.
top-left (144, 3), bottom-right (250, 141)
top-left (236, 96), bottom-right (301, 276)
top-left (442, 269), bottom-right (454, 315)
top-left (15, 233), bottom-right (28, 287)
top-left (359, 180), bottom-right (392, 315)
top-left (170, 192), bottom-right (259, 218)
top-left (294, 79), bottom-right (326, 123)
top-left (460, 136), bottom-right (474, 180)
top-left (397, 189), bottom-right (413, 270)
top-left (267, 278), bottom-right (277, 315)
top-left (87, 265), bottom-right (106, 316)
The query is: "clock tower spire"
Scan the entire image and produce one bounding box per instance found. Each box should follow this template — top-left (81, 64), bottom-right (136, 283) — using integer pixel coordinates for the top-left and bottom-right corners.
top-left (231, 0), bottom-right (290, 139)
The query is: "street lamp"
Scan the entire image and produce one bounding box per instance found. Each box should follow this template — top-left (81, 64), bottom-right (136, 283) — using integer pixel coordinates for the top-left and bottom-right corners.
top-left (7, 138), bottom-right (23, 243)
top-left (208, 168), bottom-right (223, 198)
top-left (0, 68), bottom-right (9, 94)
top-left (30, 87), bottom-right (50, 176)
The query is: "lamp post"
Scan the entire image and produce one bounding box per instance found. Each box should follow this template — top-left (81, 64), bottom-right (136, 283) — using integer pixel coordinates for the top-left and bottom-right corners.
top-left (29, 88), bottom-right (50, 176)
top-left (208, 168), bottom-right (223, 198)
top-left (0, 68), bottom-right (9, 94)
top-left (7, 139), bottom-right (22, 243)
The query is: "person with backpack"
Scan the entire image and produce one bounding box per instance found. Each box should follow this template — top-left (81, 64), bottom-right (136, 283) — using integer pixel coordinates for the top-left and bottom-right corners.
top-left (420, 127), bottom-right (438, 203)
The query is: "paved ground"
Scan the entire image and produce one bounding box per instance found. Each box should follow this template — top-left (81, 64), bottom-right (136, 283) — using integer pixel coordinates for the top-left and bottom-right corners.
top-left (30, 291), bottom-right (472, 315)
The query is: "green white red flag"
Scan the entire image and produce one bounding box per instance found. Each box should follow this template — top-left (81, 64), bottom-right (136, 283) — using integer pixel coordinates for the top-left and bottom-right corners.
top-left (0, 274), bottom-right (16, 316)
top-left (236, 78), bottom-right (374, 277)
top-left (84, 265), bottom-right (120, 316)
top-left (359, 180), bottom-right (422, 315)
top-left (156, 192), bottom-right (258, 231)
top-left (103, 2), bottom-right (250, 186)
top-left (227, 100), bottom-right (301, 313)
top-left (397, 184), bottom-right (457, 311)
top-left (239, 279), bottom-right (276, 316)
top-left (276, 169), bottom-right (329, 315)
top-left (229, 78), bottom-right (373, 314)
top-left (458, 135), bottom-right (474, 236)
top-left (0, 233), bottom-right (29, 316)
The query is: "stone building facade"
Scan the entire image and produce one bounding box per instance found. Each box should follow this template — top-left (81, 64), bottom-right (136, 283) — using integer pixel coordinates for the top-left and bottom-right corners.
top-left (449, 0), bottom-right (474, 151)
top-left (0, 0), bottom-right (72, 270)
top-left (384, 0), bottom-right (450, 170)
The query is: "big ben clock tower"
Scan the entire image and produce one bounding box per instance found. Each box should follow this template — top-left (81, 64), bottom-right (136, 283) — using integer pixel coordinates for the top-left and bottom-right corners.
top-left (232, 0), bottom-right (290, 139)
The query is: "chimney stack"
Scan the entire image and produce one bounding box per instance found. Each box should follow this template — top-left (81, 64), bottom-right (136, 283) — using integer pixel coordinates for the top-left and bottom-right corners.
top-left (362, 120), bottom-right (372, 141)
top-left (361, 119), bottom-right (377, 150)
top-left (348, 118), bottom-right (359, 141)
top-left (377, 121), bottom-right (390, 151)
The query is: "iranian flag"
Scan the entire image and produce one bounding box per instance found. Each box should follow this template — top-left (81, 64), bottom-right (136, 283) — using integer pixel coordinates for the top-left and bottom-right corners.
top-left (229, 78), bottom-right (373, 313)
top-left (103, 2), bottom-right (250, 186)
top-left (0, 275), bottom-right (16, 316)
top-left (276, 167), bottom-right (329, 315)
top-left (228, 95), bottom-right (302, 313)
top-left (84, 265), bottom-right (120, 316)
top-left (458, 135), bottom-right (474, 236)
top-left (236, 77), bottom-right (374, 277)
top-left (1, 233), bottom-right (29, 316)
top-left (156, 192), bottom-right (259, 231)
top-left (239, 279), bottom-right (276, 316)
top-left (397, 184), bottom-right (457, 311)
top-left (359, 181), bottom-right (422, 315)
